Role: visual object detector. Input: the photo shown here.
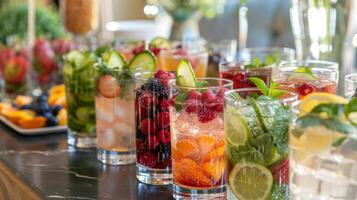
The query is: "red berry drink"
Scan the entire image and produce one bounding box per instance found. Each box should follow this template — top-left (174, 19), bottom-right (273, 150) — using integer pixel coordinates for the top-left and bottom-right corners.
top-left (274, 60), bottom-right (339, 99)
top-left (219, 61), bottom-right (272, 89)
top-left (135, 70), bottom-right (175, 185)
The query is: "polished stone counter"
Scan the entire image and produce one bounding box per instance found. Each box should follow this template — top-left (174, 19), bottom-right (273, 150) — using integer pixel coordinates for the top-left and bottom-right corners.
top-left (0, 123), bottom-right (173, 200)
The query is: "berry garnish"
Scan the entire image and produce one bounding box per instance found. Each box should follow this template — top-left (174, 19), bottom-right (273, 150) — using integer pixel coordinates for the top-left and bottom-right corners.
top-left (271, 159), bottom-right (289, 184)
top-left (157, 129), bottom-right (170, 144)
top-left (187, 90), bottom-right (201, 100)
top-left (297, 82), bottom-right (315, 96)
top-left (155, 111), bottom-right (170, 129)
top-left (140, 118), bottom-right (157, 135)
top-left (147, 135), bottom-right (160, 150)
top-left (185, 99), bottom-right (199, 113)
top-left (154, 70), bottom-right (174, 87)
top-left (138, 152), bottom-right (157, 168)
top-left (136, 139), bottom-right (146, 153)
top-left (201, 90), bottom-right (216, 104)
top-left (97, 74), bottom-right (121, 98)
top-left (209, 96), bottom-right (224, 113)
top-left (159, 99), bottom-right (170, 111)
top-left (216, 87), bottom-right (229, 97)
top-left (198, 106), bottom-right (216, 123)
top-left (139, 91), bottom-right (158, 108)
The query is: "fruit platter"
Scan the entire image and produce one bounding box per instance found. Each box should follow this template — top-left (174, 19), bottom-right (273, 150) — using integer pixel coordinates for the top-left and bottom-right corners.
top-left (0, 84), bottom-right (67, 135)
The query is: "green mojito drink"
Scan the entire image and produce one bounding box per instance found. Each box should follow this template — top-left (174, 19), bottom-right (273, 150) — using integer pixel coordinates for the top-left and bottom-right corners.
top-left (224, 78), bottom-right (298, 200)
top-left (64, 50), bottom-right (97, 148)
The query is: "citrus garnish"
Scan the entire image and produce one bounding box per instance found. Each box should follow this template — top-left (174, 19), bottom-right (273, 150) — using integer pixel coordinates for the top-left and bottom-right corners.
top-left (229, 162), bottom-right (273, 200)
top-left (298, 92), bottom-right (348, 114)
top-left (150, 37), bottom-right (171, 49)
top-left (128, 50), bottom-right (156, 74)
top-left (225, 105), bottom-right (252, 147)
top-left (176, 59), bottom-right (197, 87)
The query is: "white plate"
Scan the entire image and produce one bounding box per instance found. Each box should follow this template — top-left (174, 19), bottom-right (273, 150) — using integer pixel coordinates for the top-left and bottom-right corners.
top-left (0, 116), bottom-right (67, 135)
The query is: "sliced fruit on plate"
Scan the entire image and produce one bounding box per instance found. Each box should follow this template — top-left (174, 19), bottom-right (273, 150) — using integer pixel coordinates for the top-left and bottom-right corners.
top-left (176, 59), bottom-right (197, 87)
top-left (49, 84), bottom-right (65, 95)
top-left (102, 49), bottom-right (126, 69)
top-left (18, 116), bottom-right (47, 129)
top-left (128, 50), bottom-right (156, 74)
top-left (298, 92), bottom-right (348, 114)
top-left (15, 95), bottom-right (32, 107)
top-left (97, 74), bottom-right (121, 98)
top-left (229, 162), bottom-right (273, 200)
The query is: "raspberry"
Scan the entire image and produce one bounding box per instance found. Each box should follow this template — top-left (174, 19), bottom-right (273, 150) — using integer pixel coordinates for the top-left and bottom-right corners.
top-left (147, 135), bottom-right (160, 150)
top-left (139, 91), bottom-right (158, 108)
top-left (131, 44), bottom-right (145, 55)
top-left (187, 90), bottom-right (201, 100)
top-left (201, 90), bottom-right (216, 104)
top-left (154, 70), bottom-right (175, 87)
top-left (271, 159), bottom-right (289, 184)
top-left (140, 118), bottom-right (156, 135)
top-left (136, 139), bottom-right (146, 153)
top-left (149, 47), bottom-right (162, 56)
top-left (136, 101), bottom-right (148, 120)
top-left (185, 99), bottom-right (199, 113)
top-left (198, 106), bottom-right (216, 123)
top-left (209, 96), bottom-right (224, 113)
top-left (138, 152), bottom-right (157, 168)
top-left (157, 129), bottom-right (170, 144)
top-left (297, 83), bottom-right (315, 96)
top-left (155, 111), bottom-right (170, 129)
top-left (216, 87), bottom-right (229, 97)
top-left (159, 99), bottom-right (170, 111)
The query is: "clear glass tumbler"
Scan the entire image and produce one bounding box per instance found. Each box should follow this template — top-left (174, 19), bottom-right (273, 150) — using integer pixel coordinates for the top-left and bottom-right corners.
top-left (63, 50), bottom-right (97, 148)
top-left (274, 60), bottom-right (339, 99)
top-left (96, 68), bottom-right (136, 165)
top-left (224, 88), bottom-right (297, 200)
top-left (344, 73), bottom-right (357, 98)
top-left (169, 78), bottom-right (233, 199)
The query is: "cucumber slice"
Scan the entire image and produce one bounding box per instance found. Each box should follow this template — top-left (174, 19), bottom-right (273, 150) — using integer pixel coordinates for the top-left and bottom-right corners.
top-left (102, 50), bottom-right (126, 69)
top-left (76, 107), bottom-right (90, 123)
top-left (150, 37), bottom-right (171, 49)
top-left (128, 50), bottom-right (156, 73)
top-left (176, 59), bottom-right (197, 87)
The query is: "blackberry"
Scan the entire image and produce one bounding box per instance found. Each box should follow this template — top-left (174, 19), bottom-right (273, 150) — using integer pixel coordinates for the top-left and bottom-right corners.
top-left (140, 78), bottom-right (168, 98)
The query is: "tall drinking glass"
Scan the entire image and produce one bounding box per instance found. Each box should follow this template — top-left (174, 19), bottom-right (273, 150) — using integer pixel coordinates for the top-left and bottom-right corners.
top-left (289, 98), bottom-right (357, 199)
top-left (96, 68), bottom-right (136, 165)
top-left (169, 78), bottom-right (233, 199)
top-left (239, 47), bottom-right (296, 64)
top-left (64, 50), bottom-right (97, 148)
top-left (207, 39), bottom-right (237, 77)
top-left (344, 73), bottom-right (357, 98)
top-left (135, 71), bottom-right (173, 185)
top-left (224, 88), bottom-right (298, 200)
top-left (274, 60), bottom-right (339, 99)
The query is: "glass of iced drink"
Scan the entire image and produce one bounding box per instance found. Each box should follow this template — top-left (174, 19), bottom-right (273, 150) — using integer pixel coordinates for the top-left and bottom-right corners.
top-left (274, 60), bottom-right (338, 99)
top-left (224, 88), bottom-right (297, 200)
top-left (169, 76), bottom-right (233, 199)
top-left (344, 73), bottom-right (357, 98)
top-left (239, 47), bottom-right (295, 64)
top-left (96, 67), bottom-right (136, 165)
top-left (289, 94), bottom-right (357, 200)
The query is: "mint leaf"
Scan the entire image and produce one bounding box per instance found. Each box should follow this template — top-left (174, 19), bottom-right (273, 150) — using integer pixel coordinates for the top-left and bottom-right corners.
top-left (95, 46), bottom-right (110, 57)
top-left (174, 92), bottom-right (188, 111)
top-left (229, 92), bottom-right (242, 100)
top-left (116, 70), bottom-right (134, 100)
top-left (248, 77), bottom-right (268, 96)
top-left (251, 57), bottom-right (263, 67)
top-left (227, 143), bottom-right (265, 165)
top-left (248, 97), bottom-right (268, 132)
top-left (295, 67), bottom-right (317, 79)
top-left (251, 133), bottom-right (274, 163)
top-left (332, 137), bottom-right (347, 148)
top-left (311, 103), bottom-right (345, 118)
top-left (345, 98), bottom-right (357, 117)
top-left (270, 183), bottom-right (288, 200)
top-left (270, 89), bottom-right (285, 99)
top-left (195, 81), bottom-right (208, 87)
top-left (270, 106), bottom-right (291, 156)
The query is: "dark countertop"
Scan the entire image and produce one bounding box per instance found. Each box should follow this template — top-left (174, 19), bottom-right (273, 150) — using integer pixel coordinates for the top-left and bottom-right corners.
top-left (0, 123), bottom-right (173, 200)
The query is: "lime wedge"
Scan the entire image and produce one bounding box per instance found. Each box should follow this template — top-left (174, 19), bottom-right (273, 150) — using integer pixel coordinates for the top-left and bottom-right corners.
top-left (102, 50), bottom-right (126, 69)
top-left (229, 162), bottom-right (273, 200)
top-left (150, 37), bottom-right (171, 49)
top-left (176, 59), bottom-right (197, 87)
top-left (225, 105), bottom-right (252, 147)
top-left (128, 50), bottom-right (156, 73)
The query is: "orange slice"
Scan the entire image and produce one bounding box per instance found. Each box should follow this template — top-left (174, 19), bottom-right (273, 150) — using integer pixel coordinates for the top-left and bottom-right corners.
top-left (174, 158), bottom-right (211, 187)
top-left (196, 135), bottom-right (216, 155)
top-left (175, 139), bottom-right (199, 158)
top-left (18, 116), bottom-right (46, 128)
top-left (202, 158), bottom-right (226, 181)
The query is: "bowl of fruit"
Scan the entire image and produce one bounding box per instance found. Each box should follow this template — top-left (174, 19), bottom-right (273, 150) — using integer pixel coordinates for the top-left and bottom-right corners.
top-left (0, 85), bottom-right (68, 135)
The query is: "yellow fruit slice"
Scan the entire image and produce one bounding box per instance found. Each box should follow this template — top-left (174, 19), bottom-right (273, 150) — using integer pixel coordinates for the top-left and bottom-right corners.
top-left (298, 93), bottom-right (348, 114)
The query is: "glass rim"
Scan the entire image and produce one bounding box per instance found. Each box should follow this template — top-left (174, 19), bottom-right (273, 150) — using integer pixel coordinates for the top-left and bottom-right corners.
top-left (279, 60), bottom-right (339, 71)
top-left (134, 71), bottom-right (156, 81)
top-left (169, 77), bottom-right (233, 90)
top-left (219, 60), bottom-right (275, 70)
top-left (241, 47), bottom-right (296, 54)
top-left (345, 73), bottom-right (357, 82)
top-left (224, 88), bottom-right (298, 105)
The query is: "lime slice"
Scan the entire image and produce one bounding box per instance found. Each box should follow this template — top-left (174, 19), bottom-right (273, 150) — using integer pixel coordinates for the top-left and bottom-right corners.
top-left (150, 37), bottom-right (171, 49)
top-left (287, 73), bottom-right (316, 81)
top-left (176, 59), bottom-right (197, 87)
top-left (225, 105), bottom-right (252, 147)
top-left (128, 50), bottom-right (156, 73)
top-left (229, 162), bottom-right (273, 200)
top-left (102, 50), bottom-right (126, 69)
top-left (298, 93), bottom-right (348, 114)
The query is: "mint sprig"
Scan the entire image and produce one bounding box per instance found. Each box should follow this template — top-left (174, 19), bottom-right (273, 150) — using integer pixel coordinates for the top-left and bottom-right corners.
top-left (248, 77), bottom-right (286, 99)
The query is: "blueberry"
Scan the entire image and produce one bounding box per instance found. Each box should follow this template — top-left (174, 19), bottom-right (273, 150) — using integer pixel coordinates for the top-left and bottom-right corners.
top-left (33, 103), bottom-right (52, 115)
top-left (45, 115), bottom-right (58, 127)
top-left (52, 105), bottom-right (62, 116)
top-left (38, 94), bottom-right (48, 102)
top-left (20, 104), bottom-right (33, 110)
top-left (12, 103), bottom-right (19, 108)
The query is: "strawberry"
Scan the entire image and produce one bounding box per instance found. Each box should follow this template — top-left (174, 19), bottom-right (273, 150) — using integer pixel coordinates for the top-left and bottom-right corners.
top-left (97, 74), bottom-right (121, 98)
top-left (271, 159), bottom-right (289, 185)
top-left (140, 118), bottom-right (156, 135)
top-left (3, 56), bottom-right (28, 84)
top-left (157, 129), bottom-right (170, 144)
top-left (0, 48), bottom-right (16, 70)
top-left (155, 111), bottom-right (170, 129)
